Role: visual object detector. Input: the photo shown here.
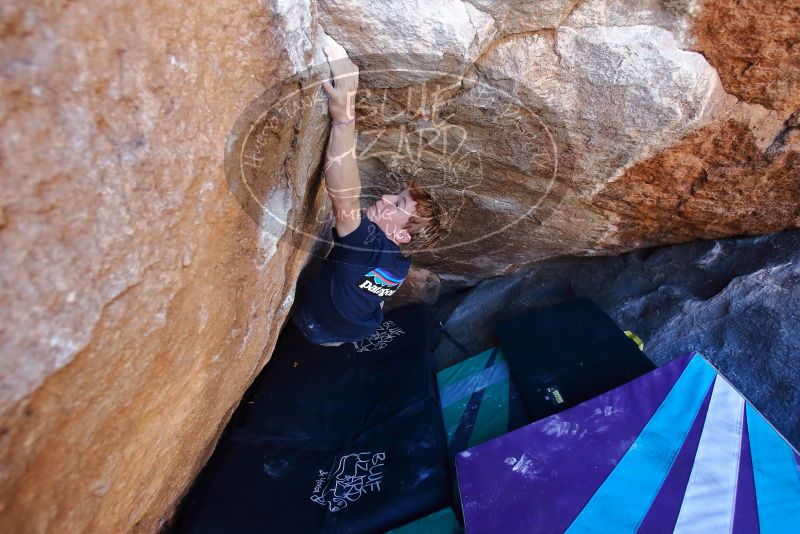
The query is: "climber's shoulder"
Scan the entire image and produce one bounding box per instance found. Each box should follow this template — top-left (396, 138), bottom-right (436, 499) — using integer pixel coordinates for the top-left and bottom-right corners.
top-left (334, 204), bottom-right (361, 238)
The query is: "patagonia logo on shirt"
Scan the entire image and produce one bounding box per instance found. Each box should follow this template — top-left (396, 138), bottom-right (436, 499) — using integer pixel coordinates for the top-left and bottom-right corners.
top-left (358, 268), bottom-right (404, 297)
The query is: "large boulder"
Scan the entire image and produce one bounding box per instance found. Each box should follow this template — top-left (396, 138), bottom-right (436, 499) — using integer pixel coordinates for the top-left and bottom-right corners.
top-left (319, 0), bottom-right (800, 276)
top-left (0, 1), bottom-right (332, 531)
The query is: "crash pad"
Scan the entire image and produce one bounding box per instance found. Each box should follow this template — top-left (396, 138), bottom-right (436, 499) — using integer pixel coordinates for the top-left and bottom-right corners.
top-left (174, 304), bottom-right (450, 534)
top-left (494, 297), bottom-right (655, 421)
top-left (436, 346), bottom-right (529, 458)
top-left (387, 507), bottom-right (461, 534)
top-left (455, 352), bottom-right (800, 533)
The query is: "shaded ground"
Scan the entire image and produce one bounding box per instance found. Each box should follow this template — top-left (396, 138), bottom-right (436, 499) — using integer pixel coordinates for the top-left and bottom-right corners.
top-left (431, 229), bottom-right (800, 448)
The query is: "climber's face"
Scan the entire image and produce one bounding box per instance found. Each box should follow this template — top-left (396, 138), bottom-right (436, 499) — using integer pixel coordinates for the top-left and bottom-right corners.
top-left (366, 189), bottom-right (417, 245)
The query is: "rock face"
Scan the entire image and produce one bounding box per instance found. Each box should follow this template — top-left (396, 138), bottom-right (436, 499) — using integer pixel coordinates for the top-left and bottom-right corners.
top-left (595, 105), bottom-right (800, 249)
top-left (433, 229), bottom-right (800, 448)
top-left (0, 1), bottom-right (332, 532)
top-left (1, 0), bottom-right (798, 531)
top-left (317, 0), bottom-right (498, 85)
top-left (319, 0), bottom-right (800, 276)
top-left (692, 0), bottom-right (800, 113)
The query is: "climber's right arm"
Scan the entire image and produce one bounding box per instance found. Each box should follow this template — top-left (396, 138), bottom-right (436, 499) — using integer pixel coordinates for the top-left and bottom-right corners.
top-left (321, 45), bottom-right (361, 238)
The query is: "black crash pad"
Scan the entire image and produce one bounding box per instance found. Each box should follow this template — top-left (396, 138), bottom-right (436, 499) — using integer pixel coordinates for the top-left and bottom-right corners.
top-left (493, 298), bottom-right (656, 422)
top-left (174, 304), bottom-right (450, 534)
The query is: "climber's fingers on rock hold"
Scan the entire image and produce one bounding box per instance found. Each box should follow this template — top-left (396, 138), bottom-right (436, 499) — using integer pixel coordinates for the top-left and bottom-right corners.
top-left (323, 45), bottom-right (345, 62)
top-left (322, 46), bottom-right (359, 92)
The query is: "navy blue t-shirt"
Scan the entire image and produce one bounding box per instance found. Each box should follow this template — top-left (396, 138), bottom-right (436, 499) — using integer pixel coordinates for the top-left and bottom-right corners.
top-left (293, 211), bottom-right (412, 342)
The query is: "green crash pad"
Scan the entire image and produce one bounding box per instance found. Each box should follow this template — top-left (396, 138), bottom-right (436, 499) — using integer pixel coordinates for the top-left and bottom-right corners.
top-left (386, 507), bottom-right (461, 533)
top-left (432, 346), bottom-right (530, 529)
top-left (436, 346), bottom-right (530, 457)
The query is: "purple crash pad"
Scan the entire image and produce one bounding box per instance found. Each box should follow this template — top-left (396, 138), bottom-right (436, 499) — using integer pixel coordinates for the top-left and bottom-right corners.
top-left (455, 352), bottom-right (800, 533)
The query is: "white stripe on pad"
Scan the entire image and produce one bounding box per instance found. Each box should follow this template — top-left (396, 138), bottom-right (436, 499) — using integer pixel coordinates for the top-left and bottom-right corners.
top-left (674, 376), bottom-right (745, 534)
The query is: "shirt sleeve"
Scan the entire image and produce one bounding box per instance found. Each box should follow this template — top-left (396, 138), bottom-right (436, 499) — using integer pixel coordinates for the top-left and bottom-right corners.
top-left (333, 213), bottom-right (376, 248)
top-left (329, 213), bottom-right (381, 266)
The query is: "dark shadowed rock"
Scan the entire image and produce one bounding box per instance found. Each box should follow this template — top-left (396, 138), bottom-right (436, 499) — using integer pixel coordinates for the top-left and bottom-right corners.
top-left (384, 267), bottom-right (441, 311)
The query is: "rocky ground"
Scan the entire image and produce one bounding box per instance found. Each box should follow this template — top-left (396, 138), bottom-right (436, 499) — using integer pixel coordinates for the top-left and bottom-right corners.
top-left (432, 229), bottom-right (800, 448)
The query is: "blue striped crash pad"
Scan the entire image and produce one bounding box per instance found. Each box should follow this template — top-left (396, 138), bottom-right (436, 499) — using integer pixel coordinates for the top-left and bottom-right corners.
top-left (437, 346), bottom-right (529, 459)
top-left (456, 352), bottom-right (800, 533)
top-left (387, 347), bottom-right (527, 534)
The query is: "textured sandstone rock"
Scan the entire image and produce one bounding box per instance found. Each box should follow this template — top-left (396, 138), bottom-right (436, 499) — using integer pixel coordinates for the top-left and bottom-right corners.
top-left (0, 1), bottom-right (330, 532)
top-left (595, 104), bottom-right (800, 248)
top-left (317, 0), bottom-right (497, 86)
top-left (347, 23), bottom-right (728, 274)
top-left (692, 0), bottom-right (800, 113)
top-left (562, 0), bottom-right (700, 46)
top-left (461, 0), bottom-right (577, 34)
top-left (316, 0), bottom-right (798, 276)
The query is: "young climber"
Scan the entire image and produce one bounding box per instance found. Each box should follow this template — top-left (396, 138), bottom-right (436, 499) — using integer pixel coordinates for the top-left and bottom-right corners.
top-left (291, 45), bottom-right (445, 346)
